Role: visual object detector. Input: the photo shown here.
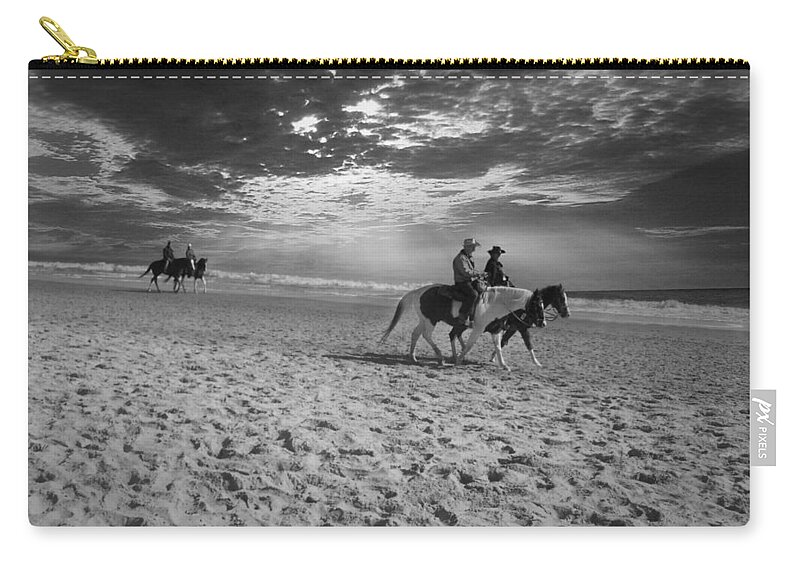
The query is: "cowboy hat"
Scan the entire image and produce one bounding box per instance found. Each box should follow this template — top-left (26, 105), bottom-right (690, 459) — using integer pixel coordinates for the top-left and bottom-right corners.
top-left (488, 246), bottom-right (506, 254)
top-left (463, 238), bottom-right (481, 247)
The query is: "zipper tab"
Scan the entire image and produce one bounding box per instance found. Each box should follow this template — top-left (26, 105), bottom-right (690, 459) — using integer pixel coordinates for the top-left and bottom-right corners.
top-left (39, 16), bottom-right (98, 65)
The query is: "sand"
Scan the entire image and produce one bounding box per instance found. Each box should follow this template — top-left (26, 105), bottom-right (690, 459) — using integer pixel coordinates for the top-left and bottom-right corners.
top-left (28, 278), bottom-right (749, 526)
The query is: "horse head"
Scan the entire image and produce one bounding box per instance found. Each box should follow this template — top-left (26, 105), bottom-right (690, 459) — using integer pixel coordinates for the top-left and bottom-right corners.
top-left (553, 283), bottom-right (570, 318)
top-left (527, 289), bottom-right (546, 328)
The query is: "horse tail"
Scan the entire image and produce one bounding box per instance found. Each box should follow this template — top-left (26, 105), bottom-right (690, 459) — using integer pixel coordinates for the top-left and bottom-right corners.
top-left (138, 263), bottom-right (154, 278)
top-left (379, 289), bottom-right (420, 344)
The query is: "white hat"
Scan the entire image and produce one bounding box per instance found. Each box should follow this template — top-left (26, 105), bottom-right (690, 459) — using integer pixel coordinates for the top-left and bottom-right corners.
top-left (463, 238), bottom-right (481, 247)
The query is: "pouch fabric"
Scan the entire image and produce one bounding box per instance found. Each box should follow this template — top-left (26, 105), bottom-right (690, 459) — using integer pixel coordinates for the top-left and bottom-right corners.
top-left (28, 65), bottom-right (750, 526)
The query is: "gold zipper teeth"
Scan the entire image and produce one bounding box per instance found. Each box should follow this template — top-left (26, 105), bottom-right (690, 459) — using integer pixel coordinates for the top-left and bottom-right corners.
top-left (95, 57), bottom-right (748, 68)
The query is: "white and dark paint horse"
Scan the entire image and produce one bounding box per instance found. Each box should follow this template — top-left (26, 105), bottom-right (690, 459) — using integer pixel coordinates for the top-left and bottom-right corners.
top-left (451, 283), bottom-right (570, 367)
top-left (380, 285), bottom-right (545, 371)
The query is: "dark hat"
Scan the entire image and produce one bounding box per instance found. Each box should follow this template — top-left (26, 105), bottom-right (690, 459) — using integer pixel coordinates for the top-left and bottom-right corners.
top-left (488, 246), bottom-right (506, 254)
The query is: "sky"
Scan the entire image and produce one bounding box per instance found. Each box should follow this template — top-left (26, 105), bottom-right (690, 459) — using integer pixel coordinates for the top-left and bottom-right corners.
top-left (28, 69), bottom-right (749, 290)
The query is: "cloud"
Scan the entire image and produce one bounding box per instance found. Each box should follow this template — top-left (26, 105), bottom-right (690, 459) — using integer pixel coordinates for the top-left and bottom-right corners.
top-left (114, 157), bottom-right (242, 200)
top-left (637, 226), bottom-right (749, 238)
top-left (291, 115), bottom-right (322, 136)
top-left (28, 71), bottom-right (749, 288)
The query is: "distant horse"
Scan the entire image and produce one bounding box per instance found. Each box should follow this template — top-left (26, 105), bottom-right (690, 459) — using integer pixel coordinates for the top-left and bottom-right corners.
top-left (138, 258), bottom-right (170, 292)
top-left (164, 258), bottom-right (208, 293)
top-left (450, 283), bottom-right (571, 367)
top-left (380, 285), bottom-right (545, 371)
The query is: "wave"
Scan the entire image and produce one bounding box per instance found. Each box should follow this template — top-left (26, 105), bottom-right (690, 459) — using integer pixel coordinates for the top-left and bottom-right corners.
top-left (569, 296), bottom-right (748, 327)
top-left (28, 261), bottom-right (144, 277)
top-left (28, 261), bottom-right (425, 295)
top-left (209, 269), bottom-right (426, 294)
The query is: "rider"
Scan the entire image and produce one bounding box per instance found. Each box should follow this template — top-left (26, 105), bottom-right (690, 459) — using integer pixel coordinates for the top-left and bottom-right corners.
top-left (186, 243), bottom-right (197, 273)
top-left (485, 246), bottom-right (513, 287)
top-left (162, 240), bottom-right (175, 271)
top-left (452, 238), bottom-right (484, 325)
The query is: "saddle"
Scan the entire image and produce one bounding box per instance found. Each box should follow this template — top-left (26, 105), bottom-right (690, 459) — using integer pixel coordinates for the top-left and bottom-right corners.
top-left (433, 284), bottom-right (482, 323)
top-left (434, 284), bottom-right (459, 300)
top-left (434, 279), bottom-right (487, 300)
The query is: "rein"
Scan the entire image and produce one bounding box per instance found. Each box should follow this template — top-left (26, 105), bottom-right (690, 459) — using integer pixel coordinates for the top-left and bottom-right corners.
top-left (507, 292), bottom-right (543, 327)
top-left (499, 287), bottom-right (566, 326)
top-left (510, 310), bottom-right (537, 327)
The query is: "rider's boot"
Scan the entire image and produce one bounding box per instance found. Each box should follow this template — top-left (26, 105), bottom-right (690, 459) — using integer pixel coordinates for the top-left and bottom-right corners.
top-left (457, 301), bottom-right (474, 327)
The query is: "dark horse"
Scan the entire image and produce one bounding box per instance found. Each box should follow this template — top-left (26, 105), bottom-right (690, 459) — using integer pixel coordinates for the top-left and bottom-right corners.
top-left (139, 257), bottom-right (207, 293)
top-left (164, 257), bottom-right (208, 294)
top-left (380, 285), bottom-right (545, 371)
top-left (449, 283), bottom-right (570, 367)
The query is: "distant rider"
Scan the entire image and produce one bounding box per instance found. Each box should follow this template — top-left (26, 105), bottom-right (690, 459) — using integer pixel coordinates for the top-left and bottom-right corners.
top-left (186, 243), bottom-right (196, 273)
top-left (485, 246), bottom-right (513, 287)
top-left (162, 241), bottom-right (175, 272)
top-left (452, 238), bottom-right (485, 325)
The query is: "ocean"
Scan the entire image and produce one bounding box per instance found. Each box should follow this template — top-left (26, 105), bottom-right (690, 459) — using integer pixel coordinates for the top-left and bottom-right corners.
top-left (567, 288), bottom-right (749, 329)
top-left (571, 288), bottom-right (749, 309)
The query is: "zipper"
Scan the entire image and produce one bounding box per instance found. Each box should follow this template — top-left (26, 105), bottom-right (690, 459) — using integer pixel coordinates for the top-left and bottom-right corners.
top-left (38, 17), bottom-right (98, 65)
top-left (32, 16), bottom-right (749, 70)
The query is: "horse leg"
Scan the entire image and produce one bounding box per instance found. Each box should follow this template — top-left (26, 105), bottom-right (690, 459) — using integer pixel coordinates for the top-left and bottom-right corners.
top-left (491, 333), bottom-right (511, 371)
top-left (501, 326), bottom-right (516, 348)
top-left (520, 327), bottom-right (541, 367)
top-left (193, 278), bottom-right (197, 294)
top-left (489, 329), bottom-right (496, 362)
top-left (153, 275), bottom-right (161, 293)
top-left (456, 327), bottom-right (482, 365)
top-left (421, 321), bottom-right (445, 366)
top-left (409, 321), bottom-right (424, 363)
top-left (448, 325), bottom-right (465, 364)
top-left (457, 332), bottom-right (466, 350)
top-left (202, 277), bottom-right (207, 293)
top-left (488, 328), bottom-right (499, 362)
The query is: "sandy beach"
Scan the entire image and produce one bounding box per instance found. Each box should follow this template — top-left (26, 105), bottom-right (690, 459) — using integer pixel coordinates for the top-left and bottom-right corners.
top-left (28, 278), bottom-right (749, 526)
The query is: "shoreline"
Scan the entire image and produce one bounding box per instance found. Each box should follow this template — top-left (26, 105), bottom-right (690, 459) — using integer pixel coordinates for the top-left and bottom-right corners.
top-left (28, 275), bottom-right (749, 333)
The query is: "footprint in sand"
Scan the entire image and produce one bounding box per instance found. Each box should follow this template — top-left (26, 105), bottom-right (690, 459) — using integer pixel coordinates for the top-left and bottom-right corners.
top-left (630, 503), bottom-right (663, 523)
top-left (433, 505), bottom-right (458, 526)
top-left (127, 471), bottom-right (151, 492)
top-left (487, 468), bottom-right (505, 482)
top-left (458, 471), bottom-right (476, 485)
top-left (216, 437), bottom-right (237, 459)
top-left (33, 471), bottom-right (56, 484)
top-left (220, 472), bottom-right (243, 492)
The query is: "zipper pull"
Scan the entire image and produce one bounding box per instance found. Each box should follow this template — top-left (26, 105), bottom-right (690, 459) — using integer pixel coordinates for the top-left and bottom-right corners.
top-left (39, 16), bottom-right (98, 64)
